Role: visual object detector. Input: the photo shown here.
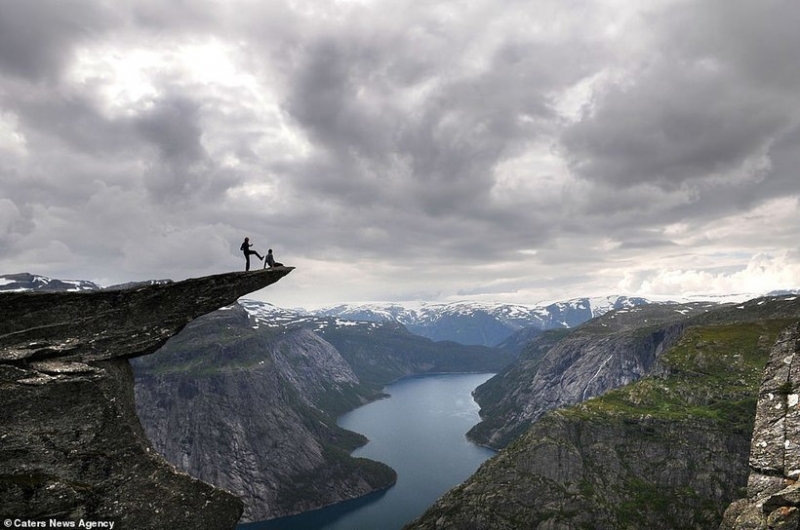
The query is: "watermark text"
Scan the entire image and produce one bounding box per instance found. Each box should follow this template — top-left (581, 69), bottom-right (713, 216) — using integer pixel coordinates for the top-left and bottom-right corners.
top-left (3, 520), bottom-right (115, 529)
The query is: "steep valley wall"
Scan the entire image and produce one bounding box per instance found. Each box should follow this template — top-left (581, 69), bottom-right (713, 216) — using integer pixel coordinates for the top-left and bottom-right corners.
top-left (407, 301), bottom-right (800, 529)
top-left (133, 307), bottom-right (396, 522)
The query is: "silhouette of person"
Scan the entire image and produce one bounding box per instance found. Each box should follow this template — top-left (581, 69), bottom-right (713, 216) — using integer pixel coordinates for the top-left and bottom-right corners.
top-left (240, 237), bottom-right (263, 271)
top-left (264, 248), bottom-right (284, 269)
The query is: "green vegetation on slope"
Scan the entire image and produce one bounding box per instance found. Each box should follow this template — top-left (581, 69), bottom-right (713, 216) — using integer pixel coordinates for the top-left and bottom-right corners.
top-left (134, 307), bottom-right (278, 376)
top-left (553, 320), bottom-right (789, 528)
top-left (564, 320), bottom-right (787, 424)
top-left (467, 302), bottom-right (718, 450)
top-left (408, 315), bottom-right (797, 530)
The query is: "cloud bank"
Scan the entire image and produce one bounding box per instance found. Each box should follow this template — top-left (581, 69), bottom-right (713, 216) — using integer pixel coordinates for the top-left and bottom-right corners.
top-left (0, 0), bottom-right (798, 307)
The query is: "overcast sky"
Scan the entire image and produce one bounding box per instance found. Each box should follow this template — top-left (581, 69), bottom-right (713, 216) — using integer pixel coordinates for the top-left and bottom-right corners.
top-left (1, 0), bottom-right (799, 308)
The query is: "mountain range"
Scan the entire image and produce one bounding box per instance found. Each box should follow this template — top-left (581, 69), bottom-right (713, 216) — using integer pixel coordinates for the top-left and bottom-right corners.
top-left (0, 271), bottom-right (101, 292)
top-left (0, 273), bottom-right (660, 349)
top-left (237, 295), bottom-right (675, 351)
top-left (406, 293), bottom-right (800, 529)
top-left (310, 296), bottom-right (658, 347)
top-left (0, 272), bottom-right (171, 292)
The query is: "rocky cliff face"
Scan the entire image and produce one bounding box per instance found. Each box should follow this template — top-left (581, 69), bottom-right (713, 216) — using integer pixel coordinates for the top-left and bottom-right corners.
top-left (132, 297), bottom-right (516, 523)
top-left (407, 298), bottom-right (800, 530)
top-left (468, 303), bottom-right (710, 449)
top-left (133, 304), bottom-right (396, 522)
top-left (0, 268), bottom-right (292, 529)
top-left (720, 323), bottom-right (800, 530)
top-left (409, 413), bottom-right (751, 530)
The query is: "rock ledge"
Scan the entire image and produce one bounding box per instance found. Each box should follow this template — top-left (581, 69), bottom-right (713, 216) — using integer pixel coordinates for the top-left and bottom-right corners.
top-left (0, 268), bottom-right (292, 529)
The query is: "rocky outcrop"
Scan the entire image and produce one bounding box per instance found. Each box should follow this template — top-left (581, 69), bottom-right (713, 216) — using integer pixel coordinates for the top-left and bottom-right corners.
top-left (0, 268), bottom-right (292, 529)
top-left (720, 323), bottom-right (800, 530)
top-left (133, 305), bottom-right (396, 522)
top-left (1, 269), bottom-right (291, 364)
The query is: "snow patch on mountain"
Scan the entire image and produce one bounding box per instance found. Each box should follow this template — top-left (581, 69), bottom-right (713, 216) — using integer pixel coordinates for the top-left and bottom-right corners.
top-left (242, 295), bottom-right (681, 347)
top-left (314, 296), bottom-right (661, 331)
top-left (237, 299), bottom-right (380, 334)
top-left (0, 273), bottom-right (100, 292)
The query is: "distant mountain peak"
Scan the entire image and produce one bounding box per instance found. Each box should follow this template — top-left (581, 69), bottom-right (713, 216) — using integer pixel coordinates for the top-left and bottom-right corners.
top-left (247, 295), bottom-right (677, 348)
top-left (237, 299), bottom-right (382, 334)
top-left (0, 272), bottom-right (100, 292)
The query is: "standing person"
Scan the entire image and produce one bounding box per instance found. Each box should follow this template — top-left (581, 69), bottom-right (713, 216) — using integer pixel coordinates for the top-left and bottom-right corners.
top-left (264, 248), bottom-right (284, 269)
top-left (240, 237), bottom-right (263, 271)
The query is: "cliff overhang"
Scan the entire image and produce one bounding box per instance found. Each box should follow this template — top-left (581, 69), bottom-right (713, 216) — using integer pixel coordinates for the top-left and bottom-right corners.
top-left (0, 268), bottom-right (293, 529)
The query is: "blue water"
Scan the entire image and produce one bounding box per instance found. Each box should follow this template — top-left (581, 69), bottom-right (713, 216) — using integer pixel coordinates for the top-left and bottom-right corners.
top-left (240, 373), bottom-right (496, 530)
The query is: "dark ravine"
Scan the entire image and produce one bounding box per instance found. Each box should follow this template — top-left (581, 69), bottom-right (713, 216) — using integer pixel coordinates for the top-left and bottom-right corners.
top-left (0, 268), bottom-right (292, 529)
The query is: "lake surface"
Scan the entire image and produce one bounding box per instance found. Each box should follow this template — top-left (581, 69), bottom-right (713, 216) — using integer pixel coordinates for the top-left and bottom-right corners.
top-left (240, 372), bottom-right (496, 530)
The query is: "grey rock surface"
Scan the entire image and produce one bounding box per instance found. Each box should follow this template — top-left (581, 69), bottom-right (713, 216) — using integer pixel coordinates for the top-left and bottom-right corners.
top-left (134, 307), bottom-right (396, 522)
top-left (720, 323), bottom-right (800, 530)
top-left (0, 268), bottom-right (292, 529)
top-left (469, 303), bottom-right (705, 449)
top-left (407, 411), bottom-right (752, 530)
top-left (0, 268), bottom-right (292, 363)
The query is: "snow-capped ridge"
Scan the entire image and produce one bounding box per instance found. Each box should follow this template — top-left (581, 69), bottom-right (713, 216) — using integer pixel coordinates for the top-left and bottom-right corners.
top-left (287, 295), bottom-right (672, 347)
top-left (237, 299), bottom-right (382, 333)
top-left (0, 272), bottom-right (101, 292)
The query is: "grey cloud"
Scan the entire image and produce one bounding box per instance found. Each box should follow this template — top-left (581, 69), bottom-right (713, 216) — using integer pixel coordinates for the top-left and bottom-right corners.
top-left (561, 60), bottom-right (787, 190)
top-left (279, 14), bottom-right (602, 238)
top-left (127, 0), bottom-right (219, 32)
top-left (2, 0), bottom-right (799, 303)
top-left (618, 239), bottom-right (678, 250)
top-left (561, 0), bottom-right (800, 203)
top-left (551, 0), bottom-right (800, 262)
top-left (659, 0), bottom-right (800, 91)
top-left (758, 124), bottom-right (800, 201)
top-left (133, 95), bottom-right (245, 205)
top-left (8, 82), bottom-right (136, 157)
top-left (0, 1), bottom-right (114, 80)
top-left (136, 97), bottom-right (205, 164)
top-left (285, 37), bottom-right (389, 156)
